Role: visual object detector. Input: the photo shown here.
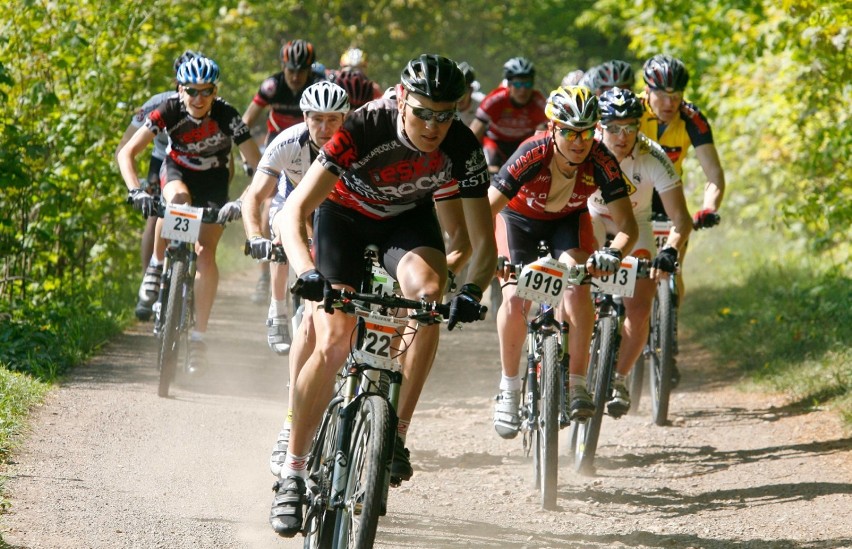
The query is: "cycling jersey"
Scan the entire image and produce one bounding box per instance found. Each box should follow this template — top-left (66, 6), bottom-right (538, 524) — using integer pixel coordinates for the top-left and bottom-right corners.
top-left (145, 96), bottom-right (251, 172)
top-left (251, 71), bottom-right (324, 139)
top-left (475, 87), bottom-right (548, 144)
top-left (588, 132), bottom-right (680, 222)
top-left (638, 97), bottom-right (714, 175)
top-left (318, 97), bottom-right (489, 220)
top-left (258, 122), bottom-right (319, 223)
top-left (492, 131), bottom-right (630, 221)
top-left (130, 90), bottom-right (175, 161)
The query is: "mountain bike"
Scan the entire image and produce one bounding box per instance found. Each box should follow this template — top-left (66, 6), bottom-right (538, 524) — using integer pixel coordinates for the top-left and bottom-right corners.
top-left (299, 247), bottom-right (467, 549)
top-left (499, 243), bottom-right (589, 510)
top-left (149, 200), bottom-right (223, 398)
top-left (569, 257), bottom-right (650, 475)
top-left (628, 213), bottom-right (680, 425)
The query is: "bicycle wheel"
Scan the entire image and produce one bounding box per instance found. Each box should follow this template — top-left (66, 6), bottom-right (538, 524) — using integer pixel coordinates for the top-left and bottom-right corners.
top-left (650, 281), bottom-right (675, 426)
top-left (571, 315), bottom-right (617, 475)
top-left (534, 335), bottom-right (560, 509)
top-left (157, 258), bottom-right (187, 398)
top-left (333, 395), bottom-right (390, 549)
top-left (304, 402), bottom-right (341, 549)
top-left (628, 353), bottom-right (646, 414)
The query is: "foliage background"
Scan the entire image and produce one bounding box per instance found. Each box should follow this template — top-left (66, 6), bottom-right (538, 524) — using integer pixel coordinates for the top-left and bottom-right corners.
top-left (0, 0), bottom-right (848, 433)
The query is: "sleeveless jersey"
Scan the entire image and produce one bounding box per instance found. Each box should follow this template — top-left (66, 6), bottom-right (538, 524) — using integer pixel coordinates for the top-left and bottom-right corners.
top-left (318, 97), bottom-right (489, 220)
top-left (492, 132), bottom-right (630, 221)
top-left (145, 96), bottom-right (251, 171)
top-left (257, 122), bottom-right (318, 210)
top-left (130, 91), bottom-right (174, 160)
top-left (638, 97), bottom-right (714, 175)
top-left (588, 132), bottom-right (681, 221)
top-left (475, 87), bottom-right (548, 144)
top-left (251, 71), bottom-right (324, 135)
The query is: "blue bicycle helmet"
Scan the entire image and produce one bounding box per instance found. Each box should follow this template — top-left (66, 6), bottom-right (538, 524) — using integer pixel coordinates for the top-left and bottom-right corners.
top-left (177, 56), bottom-right (220, 85)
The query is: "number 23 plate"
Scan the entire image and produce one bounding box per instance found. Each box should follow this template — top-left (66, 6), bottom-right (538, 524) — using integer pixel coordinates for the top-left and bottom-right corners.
top-left (161, 203), bottom-right (203, 244)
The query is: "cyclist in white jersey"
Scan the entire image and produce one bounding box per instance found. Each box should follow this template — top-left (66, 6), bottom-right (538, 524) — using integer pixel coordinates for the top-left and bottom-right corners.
top-left (241, 81), bottom-right (351, 476)
top-left (588, 87), bottom-right (692, 415)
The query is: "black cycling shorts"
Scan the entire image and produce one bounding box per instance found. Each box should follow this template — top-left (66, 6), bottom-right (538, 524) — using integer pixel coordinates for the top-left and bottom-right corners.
top-left (160, 157), bottom-right (229, 208)
top-left (145, 156), bottom-right (164, 194)
top-left (313, 200), bottom-right (445, 289)
top-left (496, 208), bottom-right (595, 266)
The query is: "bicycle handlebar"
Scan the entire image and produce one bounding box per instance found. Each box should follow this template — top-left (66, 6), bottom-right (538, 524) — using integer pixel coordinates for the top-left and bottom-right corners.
top-left (126, 193), bottom-right (223, 224)
top-left (243, 241), bottom-right (288, 263)
top-left (497, 256), bottom-right (653, 282)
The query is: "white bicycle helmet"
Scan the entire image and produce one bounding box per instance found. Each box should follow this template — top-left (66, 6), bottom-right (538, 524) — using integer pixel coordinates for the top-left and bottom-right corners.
top-left (299, 81), bottom-right (350, 114)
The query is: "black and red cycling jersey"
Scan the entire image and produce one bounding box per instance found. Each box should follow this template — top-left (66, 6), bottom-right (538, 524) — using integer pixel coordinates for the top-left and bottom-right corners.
top-left (318, 97), bottom-right (489, 220)
top-left (145, 96), bottom-right (251, 171)
top-left (492, 131), bottom-right (630, 221)
top-left (251, 71), bottom-right (325, 136)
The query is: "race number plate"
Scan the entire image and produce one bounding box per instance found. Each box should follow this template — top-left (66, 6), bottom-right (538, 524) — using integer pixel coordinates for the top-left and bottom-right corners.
top-left (353, 311), bottom-right (406, 371)
top-left (515, 257), bottom-right (570, 306)
top-left (161, 204), bottom-right (203, 244)
top-left (595, 256), bottom-right (639, 298)
top-left (652, 219), bottom-right (673, 252)
top-left (371, 264), bottom-right (398, 297)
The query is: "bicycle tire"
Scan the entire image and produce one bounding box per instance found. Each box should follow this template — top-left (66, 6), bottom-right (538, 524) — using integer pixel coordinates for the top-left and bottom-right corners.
top-left (537, 335), bottom-right (560, 509)
top-left (304, 402), bottom-right (341, 549)
top-left (333, 395), bottom-right (390, 549)
top-left (572, 315), bottom-right (617, 476)
top-left (628, 354), bottom-right (645, 414)
top-left (650, 281), bottom-right (674, 426)
top-left (157, 258), bottom-right (187, 397)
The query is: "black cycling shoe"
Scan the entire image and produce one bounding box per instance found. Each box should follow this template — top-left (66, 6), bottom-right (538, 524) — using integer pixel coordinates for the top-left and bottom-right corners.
top-left (670, 362), bottom-right (681, 388)
top-left (389, 435), bottom-right (412, 486)
top-left (269, 475), bottom-right (305, 537)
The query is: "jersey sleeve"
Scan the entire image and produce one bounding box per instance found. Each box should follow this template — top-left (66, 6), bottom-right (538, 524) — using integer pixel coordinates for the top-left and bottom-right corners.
top-left (215, 100), bottom-right (252, 145)
top-left (144, 97), bottom-right (179, 135)
top-left (680, 102), bottom-right (714, 148)
top-left (449, 123), bottom-right (489, 199)
top-left (591, 143), bottom-right (631, 203)
top-left (491, 136), bottom-right (549, 200)
top-left (645, 137), bottom-right (681, 194)
top-left (253, 76), bottom-right (277, 107)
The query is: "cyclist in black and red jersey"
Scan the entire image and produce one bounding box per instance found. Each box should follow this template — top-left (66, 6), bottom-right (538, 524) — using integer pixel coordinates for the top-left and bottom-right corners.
top-left (335, 46), bottom-right (384, 100)
top-left (470, 57), bottom-right (549, 174)
top-left (118, 56), bottom-right (261, 371)
top-left (268, 54), bottom-right (496, 538)
top-left (327, 68), bottom-right (377, 110)
top-left (488, 86), bottom-right (638, 439)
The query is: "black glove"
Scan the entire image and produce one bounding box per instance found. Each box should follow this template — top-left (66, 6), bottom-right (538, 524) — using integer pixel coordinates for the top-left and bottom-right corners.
top-left (128, 188), bottom-right (156, 218)
top-left (246, 236), bottom-right (273, 260)
top-left (291, 269), bottom-right (328, 302)
top-left (693, 208), bottom-right (720, 229)
top-left (217, 200), bottom-right (242, 224)
top-left (652, 247), bottom-right (678, 273)
top-left (243, 162), bottom-right (255, 177)
top-left (588, 247), bottom-right (623, 274)
top-left (447, 283), bottom-right (485, 331)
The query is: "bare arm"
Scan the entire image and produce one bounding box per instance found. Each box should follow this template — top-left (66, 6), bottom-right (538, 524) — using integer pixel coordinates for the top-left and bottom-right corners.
top-left (237, 139), bottom-right (262, 176)
top-left (487, 185), bottom-right (510, 219)
top-left (469, 118), bottom-right (487, 143)
top-left (281, 160), bottom-right (339, 276)
top-left (460, 195), bottom-right (497, 291)
top-left (115, 124), bottom-right (138, 163)
top-left (657, 186), bottom-right (692, 257)
top-left (694, 143), bottom-right (725, 211)
top-left (242, 171), bottom-right (279, 239)
top-left (435, 199), bottom-right (472, 274)
top-left (117, 126), bottom-right (156, 191)
top-left (242, 101), bottom-right (265, 129)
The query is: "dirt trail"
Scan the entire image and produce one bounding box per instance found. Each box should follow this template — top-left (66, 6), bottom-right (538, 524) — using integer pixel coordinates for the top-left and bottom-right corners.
top-left (2, 266), bottom-right (851, 549)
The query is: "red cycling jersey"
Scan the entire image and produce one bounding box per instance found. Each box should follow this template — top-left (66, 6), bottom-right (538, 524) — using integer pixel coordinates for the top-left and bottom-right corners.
top-left (474, 86), bottom-right (548, 144)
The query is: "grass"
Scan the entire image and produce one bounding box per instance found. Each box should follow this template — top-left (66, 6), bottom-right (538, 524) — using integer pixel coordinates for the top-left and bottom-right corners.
top-left (680, 225), bottom-right (851, 427)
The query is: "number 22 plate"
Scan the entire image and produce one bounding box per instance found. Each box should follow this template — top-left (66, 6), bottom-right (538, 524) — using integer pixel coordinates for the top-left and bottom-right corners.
top-left (161, 204), bottom-right (203, 244)
top-left (353, 311), bottom-right (407, 371)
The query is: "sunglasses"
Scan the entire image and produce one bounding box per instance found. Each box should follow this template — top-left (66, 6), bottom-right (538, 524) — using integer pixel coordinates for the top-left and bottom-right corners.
top-left (404, 99), bottom-right (456, 123)
top-left (557, 126), bottom-right (595, 141)
top-left (183, 86), bottom-right (216, 98)
top-left (510, 80), bottom-right (534, 89)
top-left (601, 123), bottom-right (639, 136)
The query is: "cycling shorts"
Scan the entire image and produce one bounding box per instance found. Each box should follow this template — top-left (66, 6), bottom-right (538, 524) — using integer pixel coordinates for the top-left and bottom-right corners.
top-left (160, 157), bottom-right (230, 208)
top-left (495, 208), bottom-right (596, 267)
top-left (145, 156), bottom-right (164, 194)
top-left (590, 213), bottom-right (655, 259)
top-left (483, 137), bottom-right (522, 170)
top-left (313, 200), bottom-right (445, 289)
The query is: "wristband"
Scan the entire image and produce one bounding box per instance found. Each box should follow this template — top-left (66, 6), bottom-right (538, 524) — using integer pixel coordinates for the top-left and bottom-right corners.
top-left (459, 283), bottom-right (483, 301)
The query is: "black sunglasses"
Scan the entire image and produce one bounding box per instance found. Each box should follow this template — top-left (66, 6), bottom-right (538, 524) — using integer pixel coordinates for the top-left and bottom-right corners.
top-left (403, 99), bottom-right (456, 123)
top-left (183, 86), bottom-right (216, 98)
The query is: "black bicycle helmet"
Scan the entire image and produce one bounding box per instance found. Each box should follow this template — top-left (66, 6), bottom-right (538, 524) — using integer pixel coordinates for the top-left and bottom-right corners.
top-left (400, 54), bottom-right (466, 102)
top-left (173, 50), bottom-right (203, 75)
top-left (457, 61), bottom-right (476, 87)
top-left (643, 54), bottom-right (689, 92)
top-left (281, 39), bottom-right (316, 70)
top-left (503, 57), bottom-right (535, 80)
top-left (599, 87), bottom-right (644, 122)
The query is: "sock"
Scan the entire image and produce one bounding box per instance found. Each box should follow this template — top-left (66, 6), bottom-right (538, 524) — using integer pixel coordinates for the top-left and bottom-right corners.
top-left (614, 372), bottom-right (628, 384)
top-left (281, 452), bottom-right (309, 479)
top-left (569, 374), bottom-right (586, 390)
top-left (148, 258), bottom-right (162, 268)
top-left (268, 299), bottom-right (288, 318)
top-left (190, 330), bottom-right (205, 342)
top-left (499, 374), bottom-right (521, 392)
top-left (397, 418), bottom-right (411, 444)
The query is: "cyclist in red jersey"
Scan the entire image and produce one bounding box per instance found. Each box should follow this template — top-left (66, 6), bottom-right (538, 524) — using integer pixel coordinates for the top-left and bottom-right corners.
top-left (243, 39), bottom-right (324, 305)
top-left (269, 55), bottom-right (495, 538)
top-left (488, 86), bottom-right (638, 438)
top-left (119, 56), bottom-right (261, 370)
top-left (470, 57), bottom-right (549, 174)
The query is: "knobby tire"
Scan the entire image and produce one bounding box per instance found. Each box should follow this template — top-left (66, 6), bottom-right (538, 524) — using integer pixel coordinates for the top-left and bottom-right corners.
top-left (334, 395), bottom-right (390, 549)
top-left (304, 402), bottom-right (341, 549)
top-left (157, 258), bottom-right (187, 398)
top-left (628, 355), bottom-right (645, 414)
top-left (650, 281), bottom-right (675, 426)
top-left (537, 335), bottom-right (560, 509)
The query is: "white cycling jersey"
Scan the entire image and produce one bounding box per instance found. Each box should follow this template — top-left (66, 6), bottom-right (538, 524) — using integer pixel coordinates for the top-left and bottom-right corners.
top-left (257, 121), bottom-right (318, 229)
top-left (588, 132), bottom-right (680, 222)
